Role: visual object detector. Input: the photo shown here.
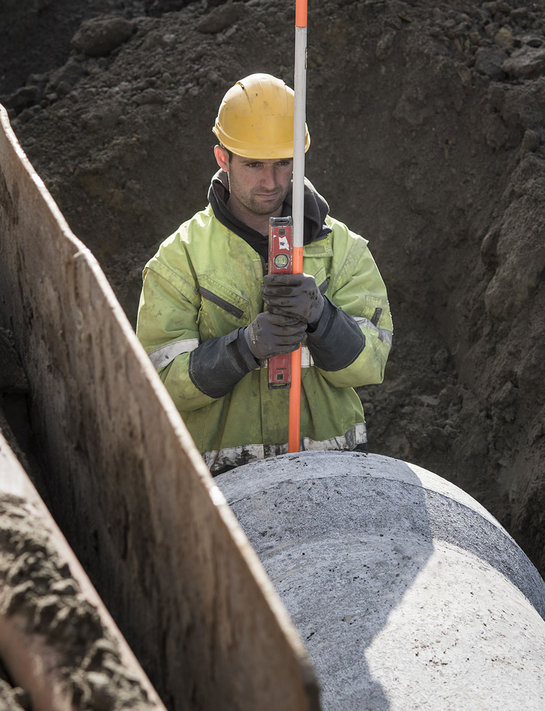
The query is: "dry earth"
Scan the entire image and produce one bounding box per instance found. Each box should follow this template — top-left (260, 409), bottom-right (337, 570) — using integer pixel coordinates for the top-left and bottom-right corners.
top-left (1, 0), bottom-right (545, 667)
top-left (0, 492), bottom-right (153, 710)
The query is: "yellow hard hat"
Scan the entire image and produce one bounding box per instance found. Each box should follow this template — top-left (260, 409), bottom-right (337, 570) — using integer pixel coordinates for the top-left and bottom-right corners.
top-left (212, 73), bottom-right (311, 159)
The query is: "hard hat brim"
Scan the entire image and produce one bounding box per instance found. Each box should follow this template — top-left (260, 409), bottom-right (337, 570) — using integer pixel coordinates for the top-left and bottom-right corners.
top-left (213, 120), bottom-right (311, 160)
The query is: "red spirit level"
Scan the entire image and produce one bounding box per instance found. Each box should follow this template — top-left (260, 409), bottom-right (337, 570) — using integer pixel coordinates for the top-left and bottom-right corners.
top-left (267, 216), bottom-right (293, 388)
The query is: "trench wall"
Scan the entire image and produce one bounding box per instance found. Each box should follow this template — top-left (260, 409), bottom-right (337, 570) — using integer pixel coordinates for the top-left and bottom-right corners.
top-left (0, 105), bottom-right (320, 711)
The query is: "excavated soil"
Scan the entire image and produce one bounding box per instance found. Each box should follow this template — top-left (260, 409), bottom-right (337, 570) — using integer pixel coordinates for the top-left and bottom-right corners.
top-left (1, 0), bottom-right (545, 673)
top-left (0, 489), bottom-right (155, 710)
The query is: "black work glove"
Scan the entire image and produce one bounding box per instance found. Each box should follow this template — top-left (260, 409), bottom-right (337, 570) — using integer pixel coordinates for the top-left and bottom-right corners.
top-left (244, 311), bottom-right (307, 361)
top-left (262, 273), bottom-right (325, 328)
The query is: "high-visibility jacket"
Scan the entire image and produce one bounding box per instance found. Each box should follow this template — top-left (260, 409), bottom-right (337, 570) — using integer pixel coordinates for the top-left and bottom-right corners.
top-left (136, 191), bottom-right (393, 474)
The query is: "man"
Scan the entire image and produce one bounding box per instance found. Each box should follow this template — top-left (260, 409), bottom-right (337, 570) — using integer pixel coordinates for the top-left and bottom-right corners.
top-left (136, 73), bottom-right (393, 474)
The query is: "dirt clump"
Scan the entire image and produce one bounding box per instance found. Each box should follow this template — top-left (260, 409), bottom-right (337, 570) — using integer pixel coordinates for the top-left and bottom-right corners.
top-left (0, 667), bottom-right (29, 711)
top-left (1, 0), bottom-right (545, 580)
top-left (0, 492), bottom-right (154, 710)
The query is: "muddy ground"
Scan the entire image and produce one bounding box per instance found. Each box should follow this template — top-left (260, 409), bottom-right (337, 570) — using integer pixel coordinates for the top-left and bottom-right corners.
top-left (0, 491), bottom-right (154, 710)
top-left (1, 0), bottom-right (544, 602)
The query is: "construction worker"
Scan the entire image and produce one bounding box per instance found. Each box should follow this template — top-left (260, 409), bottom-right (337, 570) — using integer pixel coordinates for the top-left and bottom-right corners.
top-left (136, 73), bottom-right (393, 474)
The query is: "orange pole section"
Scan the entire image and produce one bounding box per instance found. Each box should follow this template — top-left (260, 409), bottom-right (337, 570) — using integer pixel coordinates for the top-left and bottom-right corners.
top-left (295, 0), bottom-right (308, 27)
top-left (288, 347), bottom-right (302, 452)
top-left (292, 244), bottom-right (304, 275)
top-left (288, 245), bottom-right (304, 452)
top-left (288, 0), bottom-right (307, 453)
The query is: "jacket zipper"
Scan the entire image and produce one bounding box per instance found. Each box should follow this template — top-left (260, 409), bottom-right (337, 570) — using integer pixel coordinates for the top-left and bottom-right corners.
top-left (199, 286), bottom-right (244, 319)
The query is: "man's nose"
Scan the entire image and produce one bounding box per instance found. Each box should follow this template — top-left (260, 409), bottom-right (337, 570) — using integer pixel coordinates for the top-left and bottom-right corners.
top-left (260, 165), bottom-right (278, 189)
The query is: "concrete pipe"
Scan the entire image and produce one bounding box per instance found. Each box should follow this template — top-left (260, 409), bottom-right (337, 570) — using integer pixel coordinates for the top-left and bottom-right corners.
top-left (216, 451), bottom-right (545, 710)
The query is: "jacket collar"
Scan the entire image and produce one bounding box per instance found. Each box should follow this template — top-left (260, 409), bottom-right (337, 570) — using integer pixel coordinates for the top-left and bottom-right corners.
top-left (208, 170), bottom-right (331, 260)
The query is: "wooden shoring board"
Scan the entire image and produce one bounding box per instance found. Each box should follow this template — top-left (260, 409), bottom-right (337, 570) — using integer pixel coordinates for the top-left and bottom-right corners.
top-left (0, 105), bottom-right (320, 711)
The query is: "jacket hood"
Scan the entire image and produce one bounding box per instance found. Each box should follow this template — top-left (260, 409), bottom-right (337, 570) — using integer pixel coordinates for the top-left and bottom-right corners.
top-left (208, 170), bottom-right (331, 260)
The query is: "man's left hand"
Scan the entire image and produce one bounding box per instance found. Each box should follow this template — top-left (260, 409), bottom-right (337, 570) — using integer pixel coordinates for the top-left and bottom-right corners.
top-left (262, 273), bottom-right (324, 327)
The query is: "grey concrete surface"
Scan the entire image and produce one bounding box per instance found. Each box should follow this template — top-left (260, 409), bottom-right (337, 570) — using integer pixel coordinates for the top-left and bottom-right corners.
top-left (217, 451), bottom-right (545, 710)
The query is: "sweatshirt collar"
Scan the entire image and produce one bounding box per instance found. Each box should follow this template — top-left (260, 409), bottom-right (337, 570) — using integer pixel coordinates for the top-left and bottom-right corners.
top-left (208, 170), bottom-right (331, 260)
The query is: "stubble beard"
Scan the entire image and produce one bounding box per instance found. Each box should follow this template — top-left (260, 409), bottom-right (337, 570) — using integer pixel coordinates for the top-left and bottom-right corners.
top-left (246, 186), bottom-right (289, 216)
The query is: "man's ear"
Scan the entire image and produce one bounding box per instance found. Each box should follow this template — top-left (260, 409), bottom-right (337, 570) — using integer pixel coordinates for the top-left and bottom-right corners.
top-left (214, 145), bottom-right (229, 172)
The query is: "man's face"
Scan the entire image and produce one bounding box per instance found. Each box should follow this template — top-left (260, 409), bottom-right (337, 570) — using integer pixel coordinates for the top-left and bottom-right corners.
top-left (217, 148), bottom-right (293, 219)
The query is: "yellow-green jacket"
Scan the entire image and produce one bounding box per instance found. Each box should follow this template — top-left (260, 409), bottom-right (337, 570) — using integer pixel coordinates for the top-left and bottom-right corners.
top-left (136, 177), bottom-right (393, 473)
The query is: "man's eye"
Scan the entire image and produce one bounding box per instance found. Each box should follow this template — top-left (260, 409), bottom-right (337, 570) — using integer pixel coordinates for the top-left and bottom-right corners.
top-left (246, 162), bottom-right (262, 168)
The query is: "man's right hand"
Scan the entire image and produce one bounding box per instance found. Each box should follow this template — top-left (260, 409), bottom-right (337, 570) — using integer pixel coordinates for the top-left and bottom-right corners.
top-left (244, 312), bottom-right (306, 361)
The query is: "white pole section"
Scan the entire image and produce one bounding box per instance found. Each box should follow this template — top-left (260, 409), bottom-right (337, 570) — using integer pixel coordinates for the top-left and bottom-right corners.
top-left (292, 0), bottom-right (307, 255)
top-left (288, 0), bottom-right (308, 453)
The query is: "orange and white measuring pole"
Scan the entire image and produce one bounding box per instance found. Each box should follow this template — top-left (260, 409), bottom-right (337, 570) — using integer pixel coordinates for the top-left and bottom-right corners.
top-left (288, 0), bottom-right (308, 452)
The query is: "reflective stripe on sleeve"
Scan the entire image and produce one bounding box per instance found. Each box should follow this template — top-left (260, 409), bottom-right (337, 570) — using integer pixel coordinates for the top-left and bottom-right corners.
top-left (148, 338), bottom-right (199, 370)
top-left (150, 340), bottom-right (313, 372)
top-left (354, 317), bottom-right (393, 347)
top-left (301, 346), bottom-right (314, 368)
